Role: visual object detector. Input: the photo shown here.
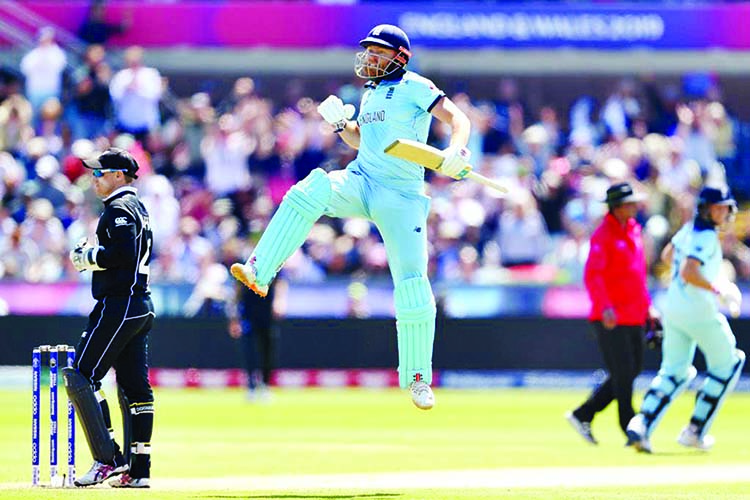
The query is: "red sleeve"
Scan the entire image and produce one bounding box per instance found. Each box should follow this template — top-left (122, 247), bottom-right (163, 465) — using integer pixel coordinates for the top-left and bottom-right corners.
top-left (584, 227), bottom-right (612, 311)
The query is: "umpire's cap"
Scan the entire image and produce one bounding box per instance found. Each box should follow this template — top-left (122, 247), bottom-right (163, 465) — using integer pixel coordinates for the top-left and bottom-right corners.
top-left (604, 182), bottom-right (646, 206)
top-left (698, 185), bottom-right (736, 209)
top-left (360, 24), bottom-right (411, 54)
top-left (82, 147), bottom-right (139, 179)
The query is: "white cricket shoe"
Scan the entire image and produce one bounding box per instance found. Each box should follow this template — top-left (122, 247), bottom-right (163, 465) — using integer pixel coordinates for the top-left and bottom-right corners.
top-left (625, 414), bottom-right (652, 453)
top-left (410, 381), bottom-right (435, 410)
top-left (109, 473), bottom-right (150, 488)
top-left (677, 425), bottom-right (715, 451)
top-left (230, 261), bottom-right (269, 297)
top-left (75, 460), bottom-right (128, 487)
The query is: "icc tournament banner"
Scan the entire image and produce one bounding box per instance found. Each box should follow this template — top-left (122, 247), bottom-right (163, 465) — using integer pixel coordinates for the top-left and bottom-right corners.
top-left (17, 1), bottom-right (750, 50)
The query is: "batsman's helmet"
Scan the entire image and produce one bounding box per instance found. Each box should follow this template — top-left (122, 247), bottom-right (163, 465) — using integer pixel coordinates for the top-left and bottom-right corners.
top-left (360, 24), bottom-right (411, 54)
top-left (697, 185), bottom-right (736, 208)
top-left (697, 185), bottom-right (737, 224)
top-left (356, 24), bottom-right (412, 80)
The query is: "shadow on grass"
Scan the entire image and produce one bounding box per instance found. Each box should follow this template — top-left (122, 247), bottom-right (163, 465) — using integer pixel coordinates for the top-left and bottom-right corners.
top-left (650, 451), bottom-right (711, 456)
top-left (194, 494), bottom-right (401, 499)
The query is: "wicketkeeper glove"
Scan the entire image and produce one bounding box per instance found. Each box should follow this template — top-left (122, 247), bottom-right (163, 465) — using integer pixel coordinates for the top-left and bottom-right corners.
top-left (439, 145), bottom-right (472, 180)
top-left (317, 95), bottom-right (355, 133)
top-left (70, 238), bottom-right (105, 272)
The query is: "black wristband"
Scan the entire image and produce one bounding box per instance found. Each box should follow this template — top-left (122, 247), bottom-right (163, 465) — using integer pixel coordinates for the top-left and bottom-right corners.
top-left (85, 248), bottom-right (97, 266)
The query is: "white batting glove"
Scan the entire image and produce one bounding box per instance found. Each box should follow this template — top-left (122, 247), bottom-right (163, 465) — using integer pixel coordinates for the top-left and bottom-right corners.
top-left (439, 145), bottom-right (472, 180)
top-left (317, 95), bottom-right (355, 133)
top-left (70, 238), bottom-right (105, 272)
top-left (716, 280), bottom-right (742, 318)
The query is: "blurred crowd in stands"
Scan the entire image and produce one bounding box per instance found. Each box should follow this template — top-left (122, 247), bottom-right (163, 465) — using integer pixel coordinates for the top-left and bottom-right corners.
top-left (1, 29), bottom-right (750, 307)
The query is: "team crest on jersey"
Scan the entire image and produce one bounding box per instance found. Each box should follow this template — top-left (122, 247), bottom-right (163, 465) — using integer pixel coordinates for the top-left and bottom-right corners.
top-left (114, 216), bottom-right (130, 226)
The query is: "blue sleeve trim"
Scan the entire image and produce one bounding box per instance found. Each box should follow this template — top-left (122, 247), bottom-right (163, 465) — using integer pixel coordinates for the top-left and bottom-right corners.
top-left (427, 94), bottom-right (445, 113)
top-left (687, 255), bottom-right (705, 265)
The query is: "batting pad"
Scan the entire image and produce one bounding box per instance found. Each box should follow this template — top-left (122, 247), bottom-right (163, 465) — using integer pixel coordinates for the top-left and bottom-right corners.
top-left (394, 276), bottom-right (436, 388)
top-left (691, 349), bottom-right (745, 437)
top-left (252, 169), bottom-right (331, 285)
top-left (62, 367), bottom-right (116, 464)
top-left (640, 366), bottom-right (697, 437)
top-left (118, 386), bottom-right (132, 464)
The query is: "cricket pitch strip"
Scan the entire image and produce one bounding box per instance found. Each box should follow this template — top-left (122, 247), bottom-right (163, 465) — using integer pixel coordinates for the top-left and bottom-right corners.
top-left (2, 464), bottom-right (748, 491)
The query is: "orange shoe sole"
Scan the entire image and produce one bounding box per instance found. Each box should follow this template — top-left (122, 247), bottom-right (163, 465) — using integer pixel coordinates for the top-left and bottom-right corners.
top-left (230, 264), bottom-right (268, 298)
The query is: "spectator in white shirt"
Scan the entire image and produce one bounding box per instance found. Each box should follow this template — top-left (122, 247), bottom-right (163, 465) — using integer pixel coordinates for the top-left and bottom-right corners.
top-left (201, 114), bottom-right (253, 197)
top-left (601, 79), bottom-right (641, 142)
top-left (140, 174), bottom-right (180, 253)
top-left (496, 191), bottom-right (550, 267)
top-left (109, 46), bottom-right (162, 143)
top-left (20, 27), bottom-right (67, 122)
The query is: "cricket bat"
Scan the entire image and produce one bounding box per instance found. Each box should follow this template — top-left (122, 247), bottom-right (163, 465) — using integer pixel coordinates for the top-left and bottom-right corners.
top-left (384, 139), bottom-right (508, 194)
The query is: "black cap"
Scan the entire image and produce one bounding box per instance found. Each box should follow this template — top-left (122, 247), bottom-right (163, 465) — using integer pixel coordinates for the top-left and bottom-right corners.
top-left (697, 185), bottom-right (736, 207)
top-left (605, 182), bottom-right (646, 206)
top-left (82, 147), bottom-right (139, 179)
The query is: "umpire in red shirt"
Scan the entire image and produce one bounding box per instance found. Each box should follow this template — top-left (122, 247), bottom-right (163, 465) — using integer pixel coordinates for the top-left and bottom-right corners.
top-left (566, 182), bottom-right (657, 444)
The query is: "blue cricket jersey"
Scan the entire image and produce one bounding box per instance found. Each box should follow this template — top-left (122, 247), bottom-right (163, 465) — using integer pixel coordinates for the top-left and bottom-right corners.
top-left (351, 71), bottom-right (444, 194)
top-left (665, 220), bottom-right (724, 319)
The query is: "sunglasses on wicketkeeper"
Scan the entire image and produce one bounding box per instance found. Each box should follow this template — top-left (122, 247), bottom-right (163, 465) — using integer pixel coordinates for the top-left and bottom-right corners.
top-left (91, 168), bottom-right (128, 178)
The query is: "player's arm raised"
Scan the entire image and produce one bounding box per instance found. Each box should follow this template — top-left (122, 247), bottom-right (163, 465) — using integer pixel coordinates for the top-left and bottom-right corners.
top-left (318, 95), bottom-right (360, 150)
top-left (337, 120), bottom-right (361, 150)
top-left (430, 96), bottom-right (472, 179)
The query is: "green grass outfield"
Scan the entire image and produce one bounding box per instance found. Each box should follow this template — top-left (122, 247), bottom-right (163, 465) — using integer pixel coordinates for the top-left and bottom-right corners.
top-left (1, 387), bottom-right (749, 499)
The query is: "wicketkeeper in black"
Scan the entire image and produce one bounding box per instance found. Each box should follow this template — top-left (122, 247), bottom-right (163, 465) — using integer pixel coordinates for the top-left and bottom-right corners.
top-left (64, 148), bottom-right (154, 488)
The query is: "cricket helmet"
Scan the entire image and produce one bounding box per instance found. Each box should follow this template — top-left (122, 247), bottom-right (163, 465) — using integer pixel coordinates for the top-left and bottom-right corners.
top-left (697, 185), bottom-right (736, 208)
top-left (355, 24), bottom-right (412, 80)
top-left (696, 185), bottom-right (737, 225)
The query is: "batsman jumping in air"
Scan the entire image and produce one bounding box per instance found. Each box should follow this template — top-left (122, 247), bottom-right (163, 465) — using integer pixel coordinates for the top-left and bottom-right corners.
top-left (231, 24), bottom-right (473, 409)
top-left (626, 186), bottom-right (745, 453)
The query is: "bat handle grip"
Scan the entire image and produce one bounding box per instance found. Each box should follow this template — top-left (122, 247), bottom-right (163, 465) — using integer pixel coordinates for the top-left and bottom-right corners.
top-left (466, 171), bottom-right (508, 194)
